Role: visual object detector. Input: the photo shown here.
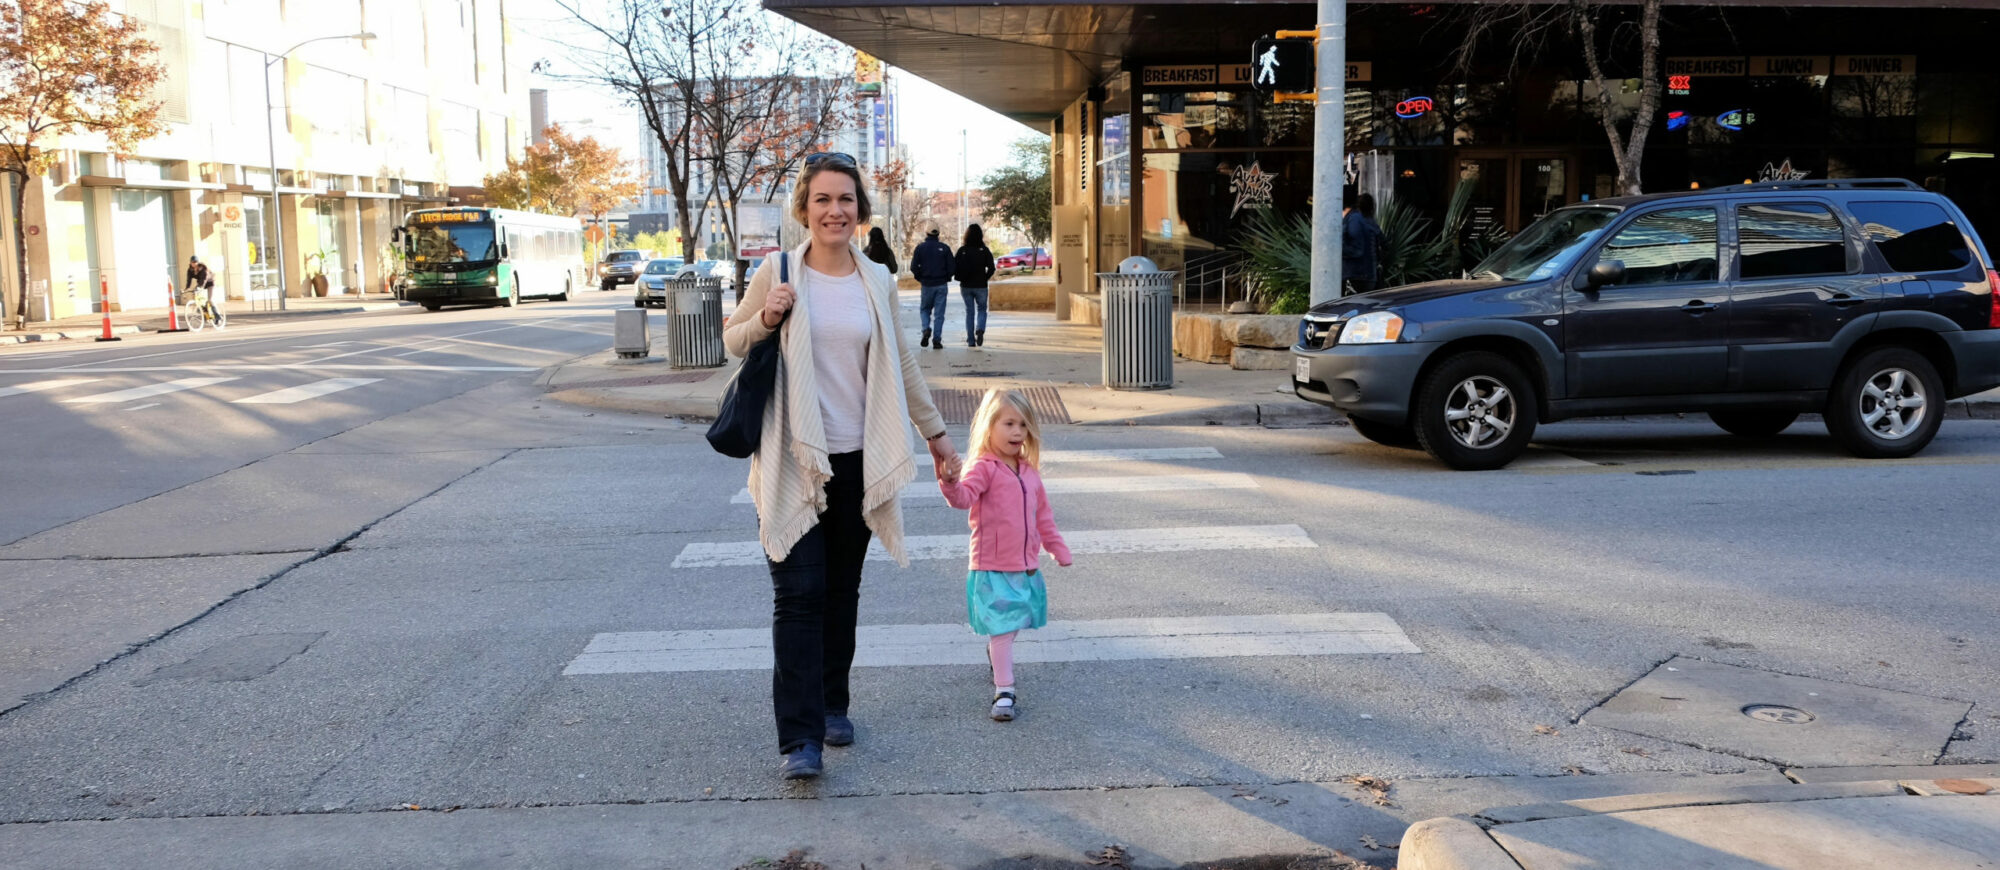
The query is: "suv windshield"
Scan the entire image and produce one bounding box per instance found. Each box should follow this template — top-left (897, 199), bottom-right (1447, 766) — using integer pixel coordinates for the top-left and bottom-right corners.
top-left (607, 251), bottom-right (644, 263)
top-left (1471, 207), bottom-right (1620, 281)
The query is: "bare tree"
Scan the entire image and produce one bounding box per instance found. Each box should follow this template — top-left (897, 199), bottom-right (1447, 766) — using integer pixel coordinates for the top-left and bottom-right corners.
top-left (550, 0), bottom-right (732, 263)
top-left (1450, 0), bottom-right (1665, 195)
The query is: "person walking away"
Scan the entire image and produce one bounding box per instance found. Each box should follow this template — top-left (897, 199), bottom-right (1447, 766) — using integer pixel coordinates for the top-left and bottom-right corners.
top-left (938, 388), bottom-right (1072, 721)
top-left (954, 224), bottom-right (996, 347)
top-left (863, 226), bottom-right (898, 275)
top-left (722, 152), bottom-right (963, 781)
top-left (1342, 191), bottom-right (1386, 295)
top-left (910, 227), bottom-right (955, 349)
top-left (184, 256), bottom-right (220, 324)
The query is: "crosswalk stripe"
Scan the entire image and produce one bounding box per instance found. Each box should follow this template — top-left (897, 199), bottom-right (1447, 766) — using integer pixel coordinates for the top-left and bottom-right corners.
top-left (231, 377), bottom-right (383, 404)
top-left (62, 377), bottom-right (239, 404)
top-left (730, 472), bottom-right (1260, 505)
top-left (564, 612), bottom-right (1418, 675)
top-left (1043, 447), bottom-right (1223, 463)
top-left (671, 523), bottom-right (1315, 569)
top-left (0, 378), bottom-right (100, 398)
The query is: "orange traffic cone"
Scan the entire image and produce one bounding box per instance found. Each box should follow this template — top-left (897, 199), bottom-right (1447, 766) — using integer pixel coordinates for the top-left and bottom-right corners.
top-left (161, 280), bottom-right (187, 333)
top-left (95, 277), bottom-right (122, 342)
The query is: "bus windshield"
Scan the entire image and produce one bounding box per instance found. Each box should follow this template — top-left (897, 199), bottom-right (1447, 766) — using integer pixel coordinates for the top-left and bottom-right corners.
top-left (410, 222), bottom-right (498, 264)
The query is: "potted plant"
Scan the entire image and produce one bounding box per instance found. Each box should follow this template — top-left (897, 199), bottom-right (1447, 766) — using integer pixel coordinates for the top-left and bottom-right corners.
top-left (304, 250), bottom-right (331, 297)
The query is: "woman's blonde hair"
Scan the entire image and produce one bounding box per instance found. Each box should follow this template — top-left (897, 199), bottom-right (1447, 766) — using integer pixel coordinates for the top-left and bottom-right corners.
top-left (789, 156), bottom-right (873, 228)
top-left (966, 388), bottom-right (1043, 468)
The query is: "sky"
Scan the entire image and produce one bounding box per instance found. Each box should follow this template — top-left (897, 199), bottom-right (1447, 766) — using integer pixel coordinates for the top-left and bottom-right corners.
top-left (507, 0), bottom-right (1040, 192)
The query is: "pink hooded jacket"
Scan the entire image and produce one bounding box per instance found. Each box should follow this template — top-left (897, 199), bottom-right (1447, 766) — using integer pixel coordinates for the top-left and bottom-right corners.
top-left (939, 455), bottom-right (1072, 572)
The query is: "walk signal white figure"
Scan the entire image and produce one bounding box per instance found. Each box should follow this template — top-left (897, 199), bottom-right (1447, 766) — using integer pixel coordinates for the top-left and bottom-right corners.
top-left (1257, 45), bottom-right (1280, 86)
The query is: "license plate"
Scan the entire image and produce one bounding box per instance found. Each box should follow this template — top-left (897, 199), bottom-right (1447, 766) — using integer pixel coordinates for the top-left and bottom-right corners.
top-left (1294, 355), bottom-right (1312, 383)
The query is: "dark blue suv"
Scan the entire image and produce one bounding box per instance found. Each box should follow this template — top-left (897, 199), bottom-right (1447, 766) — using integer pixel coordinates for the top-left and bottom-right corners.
top-left (1292, 179), bottom-right (2000, 470)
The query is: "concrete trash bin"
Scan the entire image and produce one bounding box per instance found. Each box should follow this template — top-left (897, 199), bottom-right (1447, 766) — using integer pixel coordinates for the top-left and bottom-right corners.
top-left (667, 275), bottom-right (725, 368)
top-left (1099, 256), bottom-right (1176, 390)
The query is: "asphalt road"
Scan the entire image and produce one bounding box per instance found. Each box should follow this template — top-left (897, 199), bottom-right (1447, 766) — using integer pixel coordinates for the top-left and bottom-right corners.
top-left (2, 307), bottom-right (1999, 865)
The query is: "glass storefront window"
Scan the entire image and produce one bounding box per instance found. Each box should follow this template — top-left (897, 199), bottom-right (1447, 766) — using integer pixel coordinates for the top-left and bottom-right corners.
top-left (1102, 113), bottom-right (1130, 207)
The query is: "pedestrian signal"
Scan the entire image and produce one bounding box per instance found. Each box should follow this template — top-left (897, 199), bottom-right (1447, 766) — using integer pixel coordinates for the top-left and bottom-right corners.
top-left (1250, 36), bottom-right (1315, 94)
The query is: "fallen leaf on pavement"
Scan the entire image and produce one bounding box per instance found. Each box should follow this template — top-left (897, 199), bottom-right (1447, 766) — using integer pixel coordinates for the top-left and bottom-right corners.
top-left (1359, 834), bottom-right (1398, 850)
top-left (1620, 747), bottom-right (1651, 756)
top-left (1936, 779), bottom-right (1994, 795)
top-left (1562, 764), bottom-right (1594, 775)
top-left (1341, 775), bottom-right (1397, 807)
top-left (1086, 844), bottom-right (1131, 868)
top-left (1534, 725), bottom-right (1561, 736)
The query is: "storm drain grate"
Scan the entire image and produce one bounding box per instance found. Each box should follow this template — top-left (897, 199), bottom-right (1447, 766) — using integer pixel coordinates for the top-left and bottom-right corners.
top-left (932, 385), bottom-right (1073, 426)
top-left (557, 371), bottom-right (714, 390)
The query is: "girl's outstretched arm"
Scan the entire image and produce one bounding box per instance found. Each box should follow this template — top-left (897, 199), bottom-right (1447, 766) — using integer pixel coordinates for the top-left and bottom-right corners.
top-left (939, 458), bottom-right (988, 509)
top-left (1036, 480), bottom-right (1072, 566)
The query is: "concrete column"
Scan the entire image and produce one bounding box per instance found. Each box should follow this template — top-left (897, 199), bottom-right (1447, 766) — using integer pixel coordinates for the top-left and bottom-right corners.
top-left (279, 194), bottom-right (309, 298)
top-left (85, 187), bottom-right (120, 311)
top-left (216, 193), bottom-right (250, 301)
top-left (339, 198), bottom-right (364, 294)
top-left (357, 198), bottom-right (385, 295)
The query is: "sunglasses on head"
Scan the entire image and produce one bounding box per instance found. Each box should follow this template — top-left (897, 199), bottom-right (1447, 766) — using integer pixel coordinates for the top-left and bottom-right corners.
top-left (805, 152), bottom-right (856, 167)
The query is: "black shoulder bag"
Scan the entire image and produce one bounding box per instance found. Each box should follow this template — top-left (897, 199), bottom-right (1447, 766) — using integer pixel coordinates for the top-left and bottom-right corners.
top-left (705, 252), bottom-right (787, 458)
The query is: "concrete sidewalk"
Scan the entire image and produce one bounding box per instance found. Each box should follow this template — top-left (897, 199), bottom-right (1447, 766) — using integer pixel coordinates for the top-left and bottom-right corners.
top-left (1, 294), bottom-right (413, 344)
top-left (1402, 771), bottom-right (2000, 869)
top-left (544, 291), bottom-right (1337, 428)
top-left (542, 291), bottom-right (2000, 428)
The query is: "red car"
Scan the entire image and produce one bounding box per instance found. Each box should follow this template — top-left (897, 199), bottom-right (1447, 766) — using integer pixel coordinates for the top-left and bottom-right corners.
top-left (996, 247), bottom-right (1051, 269)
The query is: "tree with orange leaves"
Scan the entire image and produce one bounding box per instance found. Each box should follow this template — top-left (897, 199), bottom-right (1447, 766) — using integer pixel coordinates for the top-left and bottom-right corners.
top-left (1, 0), bottom-right (166, 327)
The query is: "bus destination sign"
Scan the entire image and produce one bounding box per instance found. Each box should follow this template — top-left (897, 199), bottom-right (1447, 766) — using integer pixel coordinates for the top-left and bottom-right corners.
top-left (414, 210), bottom-right (484, 224)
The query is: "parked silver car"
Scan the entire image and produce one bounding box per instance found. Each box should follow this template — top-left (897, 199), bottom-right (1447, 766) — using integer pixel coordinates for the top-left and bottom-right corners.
top-left (633, 257), bottom-right (684, 308)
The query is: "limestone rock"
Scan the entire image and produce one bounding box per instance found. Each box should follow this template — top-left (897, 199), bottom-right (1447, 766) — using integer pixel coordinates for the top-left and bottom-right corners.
top-left (1230, 347), bottom-right (1293, 371)
top-left (1222, 314), bottom-right (1302, 349)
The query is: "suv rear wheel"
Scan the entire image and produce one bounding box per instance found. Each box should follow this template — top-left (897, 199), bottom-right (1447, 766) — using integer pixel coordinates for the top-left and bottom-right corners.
top-left (1348, 415), bottom-right (1419, 448)
top-left (1709, 409), bottom-right (1800, 437)
top-left (1413, 352), bottom-right (1539, 470)
top-left (1824, 347), bottom-right (1944, 459)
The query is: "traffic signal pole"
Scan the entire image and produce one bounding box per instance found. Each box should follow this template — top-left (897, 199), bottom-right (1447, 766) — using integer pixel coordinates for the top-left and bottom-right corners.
top-left (1309, 0), bottom-right (1346, 307)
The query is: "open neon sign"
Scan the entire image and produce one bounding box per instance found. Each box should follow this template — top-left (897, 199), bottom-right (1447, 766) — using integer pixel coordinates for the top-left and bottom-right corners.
top-left (1395, 96), bottom-right (1434, 119)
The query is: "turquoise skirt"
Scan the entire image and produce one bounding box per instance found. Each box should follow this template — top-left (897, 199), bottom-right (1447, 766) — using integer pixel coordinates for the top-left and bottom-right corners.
top-left (966, 570), bottom-right (1047, 636)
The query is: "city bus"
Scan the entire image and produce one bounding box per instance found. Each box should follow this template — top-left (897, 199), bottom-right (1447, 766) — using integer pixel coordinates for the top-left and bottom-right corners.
top-left (395, 207), bottom-right (584, 311)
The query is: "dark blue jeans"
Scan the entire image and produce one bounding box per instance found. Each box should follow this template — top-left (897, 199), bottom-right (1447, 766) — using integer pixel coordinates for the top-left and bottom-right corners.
top-left (919, 284), bottom-right (949, 338)
top-left (766, 451), bottom-right (869, 754)
top-left (961, 286), bottom-right (989, 336)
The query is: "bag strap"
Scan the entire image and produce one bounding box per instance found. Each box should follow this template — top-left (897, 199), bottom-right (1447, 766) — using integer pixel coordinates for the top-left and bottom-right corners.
top-left (779, 251), bottom-right (789, 285)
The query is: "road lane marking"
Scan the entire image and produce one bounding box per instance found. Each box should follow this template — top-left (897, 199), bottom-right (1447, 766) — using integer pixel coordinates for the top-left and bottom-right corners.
top-left (672, 523), bottom-right (1316, 568)
top-left (0, 365), bottom-right (537, 373)
top-left (730, 472), bottom-right (1260, 504)
top-left (232, 377), bottom-right (383, 404)
top-left (1042, 447), bottom-right (1225, 463)
top-left (63, 377), bottom-right (239, 404)
top-left (563, 612), bottom-right (1419, 675)
top-left (126, 403), bottom-right (161, 411)
top-left (0, 378), bottom-right (101, 398)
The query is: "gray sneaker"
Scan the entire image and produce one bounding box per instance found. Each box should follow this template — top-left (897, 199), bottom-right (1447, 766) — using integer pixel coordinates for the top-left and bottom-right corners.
top-left (989, 689), bottom-right (1017, 722)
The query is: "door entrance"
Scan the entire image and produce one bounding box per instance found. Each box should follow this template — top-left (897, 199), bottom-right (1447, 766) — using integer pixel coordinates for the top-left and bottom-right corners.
top-left (1457, 152), bottom-right (1577, 233)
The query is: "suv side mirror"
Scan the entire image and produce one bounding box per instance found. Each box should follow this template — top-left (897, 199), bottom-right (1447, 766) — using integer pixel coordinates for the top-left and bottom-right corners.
top-left (1586, 259), bottom-right (1626, 288)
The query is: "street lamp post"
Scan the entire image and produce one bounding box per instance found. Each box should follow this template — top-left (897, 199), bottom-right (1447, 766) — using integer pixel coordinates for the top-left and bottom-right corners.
top-left (263, 32), bottom-right (374, 311)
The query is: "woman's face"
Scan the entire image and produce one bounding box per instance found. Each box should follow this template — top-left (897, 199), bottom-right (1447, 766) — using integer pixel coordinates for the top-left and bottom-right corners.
top-left (805, 170), bottom-right (858, 249)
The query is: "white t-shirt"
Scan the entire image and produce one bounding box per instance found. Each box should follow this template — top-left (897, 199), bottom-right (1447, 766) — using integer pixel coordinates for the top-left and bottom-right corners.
top-left (803, 265), bottom-right (872, 453)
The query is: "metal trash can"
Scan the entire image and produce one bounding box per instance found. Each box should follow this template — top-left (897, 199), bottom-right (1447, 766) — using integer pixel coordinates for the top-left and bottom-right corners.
top-left (666, 275), bottom-right (725, 368)
top-left (1099, 256), bottom-right (1176, 390)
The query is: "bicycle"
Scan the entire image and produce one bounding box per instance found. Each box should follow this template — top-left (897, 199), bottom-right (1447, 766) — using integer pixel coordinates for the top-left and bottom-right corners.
top-left (178, 287), bottom-right (227, 332)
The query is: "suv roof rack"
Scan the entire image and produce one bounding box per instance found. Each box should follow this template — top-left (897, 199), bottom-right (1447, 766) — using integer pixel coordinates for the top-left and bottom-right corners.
top-left (1707, 178), bottom-right (1922, 193)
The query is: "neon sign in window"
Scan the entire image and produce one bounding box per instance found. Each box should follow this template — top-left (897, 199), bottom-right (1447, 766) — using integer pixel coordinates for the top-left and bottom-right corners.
top-left (1667, 75), bottom-right (1692, 96)
top-left (1394, 96), bottom-right (1434, 119)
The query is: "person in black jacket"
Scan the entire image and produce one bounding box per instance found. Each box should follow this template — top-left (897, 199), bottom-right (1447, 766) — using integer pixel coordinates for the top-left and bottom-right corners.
top-left (863, 226), bottom-right (898, 275)
top-left (909, 227), bottom-right (955, 349)
top-left (953, 223), bottom-right (996, 347)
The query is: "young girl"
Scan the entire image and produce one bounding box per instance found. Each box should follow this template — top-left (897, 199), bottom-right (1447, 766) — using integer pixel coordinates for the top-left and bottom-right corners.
top-left (939, 389), bottom-right (1073, 721)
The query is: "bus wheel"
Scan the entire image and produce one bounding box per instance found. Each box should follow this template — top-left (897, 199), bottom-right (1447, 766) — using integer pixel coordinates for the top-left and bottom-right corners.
top-left (422, 303), bottom-right (441, 312)
top-left (503, 277), bottom-right (519, 308)
top-left (554, 276), bottom-right (572, 302)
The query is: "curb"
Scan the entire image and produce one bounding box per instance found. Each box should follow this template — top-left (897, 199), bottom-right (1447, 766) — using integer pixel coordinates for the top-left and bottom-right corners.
top-left (2, 301), bottom-right (412, 346)
top-left (0, 325), bottom-right (144, 344)
top-left (1397, 777), bottom-right (2000, 869)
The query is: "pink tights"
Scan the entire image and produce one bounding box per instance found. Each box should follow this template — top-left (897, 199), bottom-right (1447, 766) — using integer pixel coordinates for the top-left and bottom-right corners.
top-left (987, 631), bottom-right (1018, 686)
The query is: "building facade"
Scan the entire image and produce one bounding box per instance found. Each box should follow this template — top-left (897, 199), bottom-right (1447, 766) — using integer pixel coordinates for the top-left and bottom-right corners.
top-left (768, 0), bottom-right (2000, 315)
top-left (1, 0), bottom-right (529, 325)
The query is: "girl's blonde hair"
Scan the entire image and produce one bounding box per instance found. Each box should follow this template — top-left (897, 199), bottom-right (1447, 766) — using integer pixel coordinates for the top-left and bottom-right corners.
top-left (966, 388), bottom-right (1043, 468)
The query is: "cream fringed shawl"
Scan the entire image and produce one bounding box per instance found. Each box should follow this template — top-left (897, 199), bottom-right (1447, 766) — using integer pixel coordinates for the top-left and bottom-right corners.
top-left (720, 240), bottom-right (947, 565)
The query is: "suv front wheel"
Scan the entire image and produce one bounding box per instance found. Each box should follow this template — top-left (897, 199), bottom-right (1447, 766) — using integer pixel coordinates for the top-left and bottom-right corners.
top-left (1413, 352), bottom-right (1540, 470)
top-left (1824, 347), bottom-right (1944, 459)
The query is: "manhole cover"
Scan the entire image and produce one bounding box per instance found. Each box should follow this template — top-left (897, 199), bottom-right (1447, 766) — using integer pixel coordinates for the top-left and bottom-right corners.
top-left (932, 385), bottom-right (1072, 426)
top-left (1743, 704), bottom-right (1816, 724)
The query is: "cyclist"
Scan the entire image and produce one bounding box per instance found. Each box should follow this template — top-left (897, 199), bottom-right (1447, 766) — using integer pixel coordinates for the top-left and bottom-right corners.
top-left (184, 256), bottom-right (220, 326)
